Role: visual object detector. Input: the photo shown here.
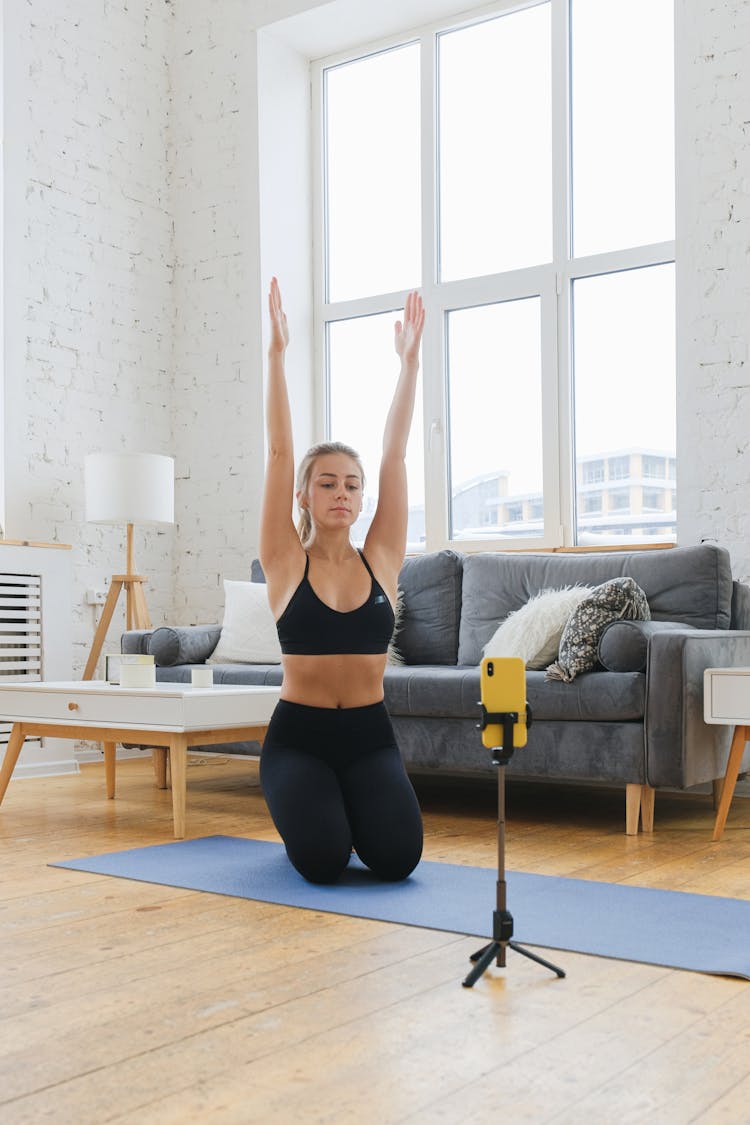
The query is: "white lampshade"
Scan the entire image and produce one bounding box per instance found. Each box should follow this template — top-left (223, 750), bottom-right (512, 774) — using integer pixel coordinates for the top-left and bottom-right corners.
top-left (85, 453), bottom-right (174, 525)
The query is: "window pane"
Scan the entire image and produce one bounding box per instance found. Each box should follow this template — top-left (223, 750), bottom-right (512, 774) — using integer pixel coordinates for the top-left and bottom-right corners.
top-left (573, 264), bottom-right (676, 544)
top-left (571, 0), bottom-right (674, 257)
top-left (325, 45), bottom-right (421, 302)
top-left (438, 5), bottom-right (552, 282)
top-left (328, 313), bottom-right (425, 551)
top-left (448, 299), bottom-right (544, 539)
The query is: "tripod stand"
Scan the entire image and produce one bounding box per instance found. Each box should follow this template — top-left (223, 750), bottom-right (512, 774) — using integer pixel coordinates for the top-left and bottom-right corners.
top-left (462, 708), bottom-right (566, 988)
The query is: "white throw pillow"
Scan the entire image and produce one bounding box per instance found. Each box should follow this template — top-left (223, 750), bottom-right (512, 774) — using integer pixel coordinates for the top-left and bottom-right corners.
top-left (483, 586), bottom-right (593, 670)
top-left (208, 580), bottom-right (282, 664)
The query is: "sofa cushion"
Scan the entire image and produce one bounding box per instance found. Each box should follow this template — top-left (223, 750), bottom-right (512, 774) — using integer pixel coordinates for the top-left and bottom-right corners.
top-left (457, 544), bottom-right (733, 664)
top-left (598, 619), bottom-right (698, 672)
top-left (209, 579), bottom-right (282, 664)
top-left (396, 550), bottom-right (463, 665)
top-left (156, 664), bottom-right (284, 687)
top-left (383, 664), bottom-right (645, 722)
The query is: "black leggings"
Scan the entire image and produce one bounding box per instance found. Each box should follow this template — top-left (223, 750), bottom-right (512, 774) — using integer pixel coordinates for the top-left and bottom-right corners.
top-left (260, 699), bottom-right (423, 884)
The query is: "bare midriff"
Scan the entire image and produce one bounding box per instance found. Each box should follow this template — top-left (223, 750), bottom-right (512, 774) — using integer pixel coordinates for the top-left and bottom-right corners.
top-left (280, 652), bottom-right (388, 709)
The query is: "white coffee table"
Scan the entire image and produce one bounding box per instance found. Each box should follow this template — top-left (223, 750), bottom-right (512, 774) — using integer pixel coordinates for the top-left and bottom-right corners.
top-left (703, 667), bottom-right (750, 841)
top-left (0, 681), bottom-right (280, 838)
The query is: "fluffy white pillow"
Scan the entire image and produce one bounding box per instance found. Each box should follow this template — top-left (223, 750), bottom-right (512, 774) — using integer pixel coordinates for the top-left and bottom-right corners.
top-left (208, 580), bottom-right (282, 665)
top-left (483, 586), bottom-right (593, 670)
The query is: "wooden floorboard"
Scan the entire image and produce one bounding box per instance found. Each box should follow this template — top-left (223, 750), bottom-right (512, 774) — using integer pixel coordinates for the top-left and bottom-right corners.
top-left (1, 756), bottom-right (749, 1124)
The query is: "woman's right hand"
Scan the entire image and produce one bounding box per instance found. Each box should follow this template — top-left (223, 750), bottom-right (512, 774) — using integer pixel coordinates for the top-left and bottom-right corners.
top-left (269, 277), bottom-right (289, 354)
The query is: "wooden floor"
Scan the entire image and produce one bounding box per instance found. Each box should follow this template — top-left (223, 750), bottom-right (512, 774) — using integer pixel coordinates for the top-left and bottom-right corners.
top-left (1, 757), bottom-right (750, 1125)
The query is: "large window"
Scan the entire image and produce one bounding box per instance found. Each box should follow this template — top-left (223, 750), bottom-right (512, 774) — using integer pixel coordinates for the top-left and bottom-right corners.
top-left (316, 0), bottom-right (675, 551)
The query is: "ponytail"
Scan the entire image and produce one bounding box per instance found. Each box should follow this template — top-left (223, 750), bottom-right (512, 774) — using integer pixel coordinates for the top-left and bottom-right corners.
top-left (297, 507), bottom-right (313, 548)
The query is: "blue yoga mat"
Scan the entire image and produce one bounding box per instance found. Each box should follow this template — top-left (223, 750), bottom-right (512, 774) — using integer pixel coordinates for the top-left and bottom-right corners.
top-left (51, 835), bottom-right (750, 979)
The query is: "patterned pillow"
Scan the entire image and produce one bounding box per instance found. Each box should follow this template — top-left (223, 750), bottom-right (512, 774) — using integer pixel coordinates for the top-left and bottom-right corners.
top-left (545, 577), bottom-right (650, 683)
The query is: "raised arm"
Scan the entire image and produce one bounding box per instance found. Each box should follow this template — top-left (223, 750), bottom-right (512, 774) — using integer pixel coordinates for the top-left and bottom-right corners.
top-left (365, 291), bottom-right (425, 578)
top-left (259, 279), bottom-right (304, 598)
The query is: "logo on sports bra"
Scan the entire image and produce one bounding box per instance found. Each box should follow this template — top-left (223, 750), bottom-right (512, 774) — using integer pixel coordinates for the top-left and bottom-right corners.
top-left (373, 595), bottom-right (386, 605)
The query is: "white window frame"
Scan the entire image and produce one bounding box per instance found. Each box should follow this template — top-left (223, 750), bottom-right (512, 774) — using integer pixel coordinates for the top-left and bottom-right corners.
top-left (312, 0), bottom-right (675, 552)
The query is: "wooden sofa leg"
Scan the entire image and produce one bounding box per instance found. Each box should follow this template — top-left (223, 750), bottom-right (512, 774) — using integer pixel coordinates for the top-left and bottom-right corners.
top-left (626, 784), bottom-right (641, 834)
top-left (626, 784), bottom-right (655, 835)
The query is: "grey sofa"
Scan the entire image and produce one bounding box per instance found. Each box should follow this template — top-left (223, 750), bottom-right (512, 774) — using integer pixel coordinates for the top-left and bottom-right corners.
top-left (122, 543), bottom-right (750, 834)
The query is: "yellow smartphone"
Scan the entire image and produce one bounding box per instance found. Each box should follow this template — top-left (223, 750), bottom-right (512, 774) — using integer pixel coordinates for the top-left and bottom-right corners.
top-left (480, 656), bottom-right (528, 749)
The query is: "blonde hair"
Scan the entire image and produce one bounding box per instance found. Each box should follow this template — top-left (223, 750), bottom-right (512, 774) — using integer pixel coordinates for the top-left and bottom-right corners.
top-left (295, 441), bottom-right (365, 548)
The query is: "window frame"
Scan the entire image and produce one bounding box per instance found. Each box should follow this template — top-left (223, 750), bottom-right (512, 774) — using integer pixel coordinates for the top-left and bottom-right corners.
top-left (312, 0), bottom-right (675, 552)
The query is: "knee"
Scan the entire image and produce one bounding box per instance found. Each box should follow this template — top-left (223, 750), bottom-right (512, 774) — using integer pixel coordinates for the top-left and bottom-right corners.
top-left (286, 842), bottom-right (351, 885)
top-left (359, 836), bottom-right (423, 882)
top-left (369, 853), bottom-right (421, 882)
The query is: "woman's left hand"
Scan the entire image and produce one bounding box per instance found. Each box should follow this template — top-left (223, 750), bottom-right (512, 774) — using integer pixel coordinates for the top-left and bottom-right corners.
top-left (268, 276), bottom-right (290, 354)
top-left (394, 291), bottom-right (425, 366)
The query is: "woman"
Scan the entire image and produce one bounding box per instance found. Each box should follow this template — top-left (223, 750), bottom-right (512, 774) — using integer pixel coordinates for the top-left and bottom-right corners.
top-left (259, 277), bottom-right (425, 884)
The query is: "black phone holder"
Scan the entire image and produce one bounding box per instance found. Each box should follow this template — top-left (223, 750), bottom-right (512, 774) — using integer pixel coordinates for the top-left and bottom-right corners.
top-left (477, 703), bottom-right (533, 765)
top-left (463, 700), bottom-right (566, 988)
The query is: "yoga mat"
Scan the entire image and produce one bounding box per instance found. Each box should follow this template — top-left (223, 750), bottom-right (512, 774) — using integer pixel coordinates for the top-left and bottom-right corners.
top-left (51, 835), bottom-right (750, 979)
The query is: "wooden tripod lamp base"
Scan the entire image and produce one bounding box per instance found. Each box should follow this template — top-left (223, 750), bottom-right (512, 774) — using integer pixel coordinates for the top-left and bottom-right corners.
top-left (82, 573), bottom-right (153, 681)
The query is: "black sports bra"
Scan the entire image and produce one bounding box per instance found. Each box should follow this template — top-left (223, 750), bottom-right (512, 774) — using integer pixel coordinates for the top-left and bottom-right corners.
top-left (275, 550), bottom-right (395, 656)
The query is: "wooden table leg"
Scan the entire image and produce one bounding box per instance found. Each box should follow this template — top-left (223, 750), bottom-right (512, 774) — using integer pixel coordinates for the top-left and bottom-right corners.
top-left (103, 741), bottom-right (117, 799)
top-left (151, 747), bottom-right (168, 789)
top-left (712, 724), bottom-right (749, 841)
top-left (0, 724), bottom-right (27, 803)
top-left (169, 734), bottom-right (188, 838)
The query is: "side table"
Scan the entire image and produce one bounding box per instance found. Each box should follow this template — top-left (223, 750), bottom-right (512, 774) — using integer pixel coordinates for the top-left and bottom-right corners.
top-left (703, 667), bottom-right (750, 841)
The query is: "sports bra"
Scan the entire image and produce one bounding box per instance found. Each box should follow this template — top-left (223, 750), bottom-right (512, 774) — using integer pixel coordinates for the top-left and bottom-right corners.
top-left (275, 550), bottom-right (395, 656)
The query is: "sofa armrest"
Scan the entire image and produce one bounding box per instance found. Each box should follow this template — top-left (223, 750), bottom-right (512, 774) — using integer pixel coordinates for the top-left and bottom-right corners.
top-left (121, 629), bottom-right (153, 655)
top-left (121, 625), bottom-right (221, 667)
top-left (645, 629), bottom-right (750, 788)
top-left (599, 620), bottom-right (697, 672)
top-left (150, 625), bottom-right (221, 667)
top-left (731, 580), bottom-right (750, 629)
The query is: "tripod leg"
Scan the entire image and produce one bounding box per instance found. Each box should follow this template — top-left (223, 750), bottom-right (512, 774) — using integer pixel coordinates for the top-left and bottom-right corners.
top-left (462, 941), bottom-right (501, 988)
top-left (508, 941), bottom-right (566, 978)
top-left (468, 941), bottom-right (495, 964)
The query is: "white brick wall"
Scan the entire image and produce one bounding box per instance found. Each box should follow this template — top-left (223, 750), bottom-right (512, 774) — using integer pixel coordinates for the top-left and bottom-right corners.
top-left (3, 0), bottom-right (175, 674)
top-left (676, 0), bottom-right (750, 581)
top-left (168, 0), bottom-right (266, 627)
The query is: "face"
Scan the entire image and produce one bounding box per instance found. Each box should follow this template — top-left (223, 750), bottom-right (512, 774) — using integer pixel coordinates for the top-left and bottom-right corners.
top-left (299, 452), bottom-right (363, 530)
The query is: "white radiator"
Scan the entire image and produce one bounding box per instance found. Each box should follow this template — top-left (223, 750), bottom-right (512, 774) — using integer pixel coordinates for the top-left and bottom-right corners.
top-left (0, 543), bottom-right (75, 778)
top-left (0, 574), bottom-right (42, 676)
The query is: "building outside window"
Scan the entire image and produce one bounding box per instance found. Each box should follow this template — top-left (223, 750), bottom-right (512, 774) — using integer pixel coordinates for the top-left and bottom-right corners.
top-left (643, 454), bottom-right (669, 479)
top-left (607, 455), bottom-right (630, 481)
top-left (642, 487), bottom-right (666, 511)
top-left (581, 459), bottom-right (605, 485)
top-left (582, 492), bottom-right (603, 513)
top-left (608, 489), bottom-right (630, 512)
top-left (316, 0), bottom-right (675, 551)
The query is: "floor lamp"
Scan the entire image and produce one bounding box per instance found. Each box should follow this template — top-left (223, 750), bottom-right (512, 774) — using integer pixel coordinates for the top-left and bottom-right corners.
top-left (83, 452), bottom-right (174, 681)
